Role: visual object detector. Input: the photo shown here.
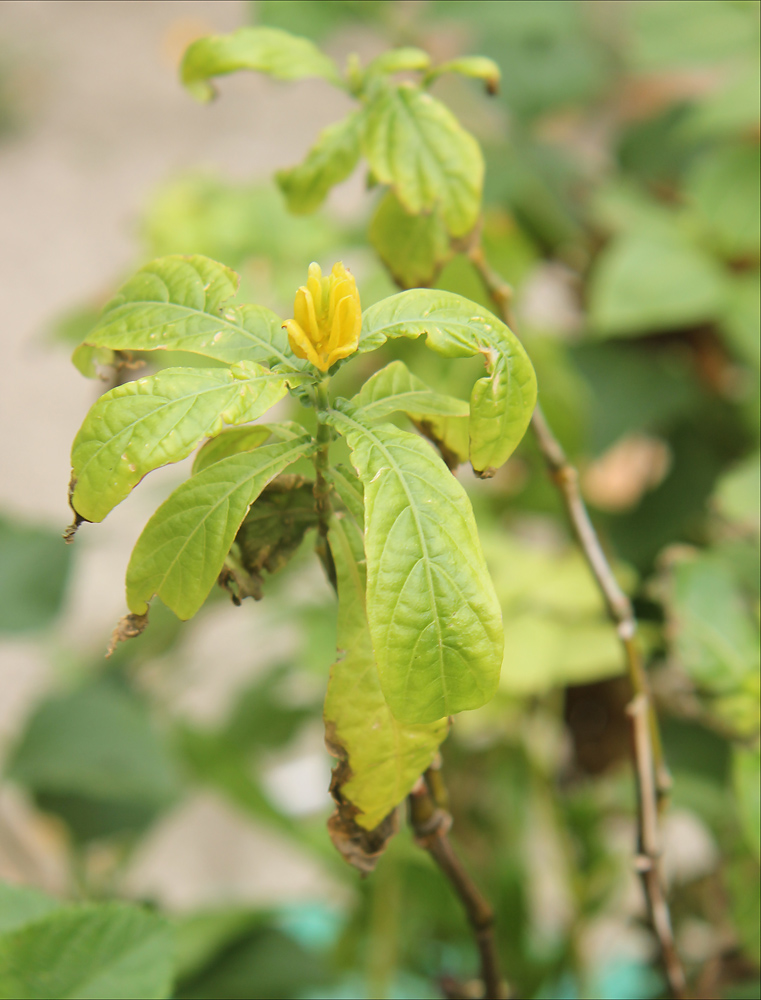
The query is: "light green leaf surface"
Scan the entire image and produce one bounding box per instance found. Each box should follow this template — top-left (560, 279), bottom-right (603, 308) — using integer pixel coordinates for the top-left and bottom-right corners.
top-left (425, 56), bottom-right (501, 93)
top-left (192, 425), bottom-right (273, 474)
top-left (361, 83), bottom-right (484, 236)
top-left (685, 144), bottom-right (761, 257)
top-left (0, 885), bottom-right (62, 937)
top-left (670, 551), bottom-right (760, 694)
top-left (588, 228), bottom-right (727, 337)
top-left (328, 405), bottom-right (503, 723)
top-left (733, 744), bottom-right (761, 862)
top-left (713, 454), bottom-right (761, 534)
top-left (328, 465), bottom-right (365, 524)
top-left (0, 903), bottom-right (172, 999)
top-left (71, 362), bottom-right (292, 522)
top-left (324, 515), bottom-right (448, 830)
top-left (72, 256), bottom-right (292, 373)
top-left (365, 47), bottom-right (431, 77)
top-left (353, 360), bottom-right (469, 422)
top-left (180, 26), bottom-right (341, 102)
top-left (484, 534), bottom-right (625, 694)
top-left (359, 290), bottom-right (537, 473)
top-left (369, 190), bottom-right (453, 288)
top-left (276, 111), bottom-right (363, 214)
top-left (126, 434), bottom-right (314, 619)
top-left (681, 56), bottom-right (761, 138)
top-left (722, 273), bottom-right (761, 369)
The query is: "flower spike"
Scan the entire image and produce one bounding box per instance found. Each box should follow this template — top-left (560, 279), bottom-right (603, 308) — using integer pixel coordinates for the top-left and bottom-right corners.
top-left (284, 262), bottom-right (361, 372)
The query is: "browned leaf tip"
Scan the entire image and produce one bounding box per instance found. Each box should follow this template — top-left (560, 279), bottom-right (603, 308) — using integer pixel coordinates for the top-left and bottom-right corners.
top-left (106, 611), bottom-right (149, 658)
top-left (412, 418), bottom-right (465, 472)
top-left (473, 465), bottom-right (496, 480)
top-left (64, 474), bottom-right (87, 542)
top-left (62, 514), bottom-right (84, 544)
top-left (324, 722), bottom-right (399, 874)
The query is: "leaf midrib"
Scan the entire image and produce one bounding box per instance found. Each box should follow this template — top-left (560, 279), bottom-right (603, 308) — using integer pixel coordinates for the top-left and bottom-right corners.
top-left (358, 389), bottom-right (468, 420)
top-left (395, 87), bottom-right (468, 220)
top-left (333, 411), bottom-right (449, 709)
top-left (75, 373), bottom-right (286, 486)
top-left (96, 300), bottom-right (292, 365)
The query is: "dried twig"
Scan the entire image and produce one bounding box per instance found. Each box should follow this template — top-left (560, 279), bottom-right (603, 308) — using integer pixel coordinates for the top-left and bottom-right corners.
top-left (628, 695), bottom-right (687, 998)
top-left (408, 762), bottom-right (507, 1000)
top-left (469, 243), bottom-right (687, 998)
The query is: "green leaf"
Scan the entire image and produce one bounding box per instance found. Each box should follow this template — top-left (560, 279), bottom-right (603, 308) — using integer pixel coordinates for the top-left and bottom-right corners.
top-left (425, 56), bottom-right (501, 94)
top-left (180, 26), bottom-right (341, 102)
top-left (484, 533), bottom-right (625, 694)
top-left (328, 404), bottom-right (503, 723)
top-left (276, 111), bottom-right (362, 214)
top-left (0, 903), bottom-right (172, 999)
top-left (722, 273), bottom-right (761, 369)
top-left (126, 433), bottom-right (314, 619)
top-left (588, 227), bottom-right (727, 337)
top-left (192, 425), bottom-right (273, 474)
top-left (358, 289), bottom-right (537, 473)
top-left (324, 515), bottom-right (448, 830)
top-left (361, 83), bottom-right (484, 237)
top-left (681, 56), bottom-right (761, 139)
top-left (369, 190), bottom-right (453, 289)
top-left (669, 551), bottom-right (760, 694)
top-left (328, 465), bottom-right (365, 523)
top-left (71, 362), bottom-right (294, 523)
top-left (0, 516), bottom-right (73, 634)
top-left (733, 744), bottom-right (761, 862)
top-left (353, 360), bottom-right (469, 423)
top-left (7, 679), bottom-right (180, 840)
top-left (0, 885), bottom-right (61, 937)
top-left (72, 256), bottom-right (292, 374)
top-left (713, 454), bottom-right (761, 534)
top-left (365, 48), bottom-right (431, 77)
top-left (632, 0), bottom-right (760, 69)
top-left (686, 144), bottom-right (761, 258)
top-left (256, 0), bottom-right (387, 42)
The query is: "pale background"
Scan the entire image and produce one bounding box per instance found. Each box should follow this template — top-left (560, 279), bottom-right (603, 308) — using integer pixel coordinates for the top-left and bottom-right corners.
top-left (0, 0), bottom-right (362, 908)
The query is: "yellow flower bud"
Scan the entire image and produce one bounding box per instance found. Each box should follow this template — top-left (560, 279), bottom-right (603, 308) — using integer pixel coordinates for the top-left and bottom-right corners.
top-left (283, 262), bottom-right (361, 373)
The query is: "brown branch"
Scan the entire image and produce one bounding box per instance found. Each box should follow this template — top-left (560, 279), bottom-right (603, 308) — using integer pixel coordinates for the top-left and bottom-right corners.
top-left (628, 696), bottom-right (688, 999)
top-left (408, 762), bottom-right (507, 1000)
top-left (468, 243), bottom-right (687, 999)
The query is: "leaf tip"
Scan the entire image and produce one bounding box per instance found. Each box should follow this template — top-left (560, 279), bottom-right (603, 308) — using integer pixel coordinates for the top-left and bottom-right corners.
top-left (106, 611), bottom-right (149, 658)
top-left (62, 515), bottom-right (84, 544)
top-left (473, 465), bottom-right (496, 480)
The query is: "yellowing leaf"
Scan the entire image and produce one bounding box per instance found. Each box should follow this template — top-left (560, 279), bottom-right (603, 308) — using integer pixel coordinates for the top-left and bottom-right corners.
top-left (325, 514), bottom-right (448, 831)
top-left (181, 26), bottom-right (341, 102)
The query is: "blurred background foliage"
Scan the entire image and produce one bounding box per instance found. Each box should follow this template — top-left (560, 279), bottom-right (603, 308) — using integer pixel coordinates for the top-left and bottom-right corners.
top-left (0, 1), bottom-right (759, 998)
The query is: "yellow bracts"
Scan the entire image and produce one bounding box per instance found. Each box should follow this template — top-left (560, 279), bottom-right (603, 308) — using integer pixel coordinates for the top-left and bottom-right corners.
top-left (284, 262), bottom-right (361, 372)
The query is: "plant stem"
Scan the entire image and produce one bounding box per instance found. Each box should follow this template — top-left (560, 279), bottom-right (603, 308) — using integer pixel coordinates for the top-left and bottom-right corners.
top-left (468, 242), bottom-right (687, 999)
top-left (628, 695), bottom-right (688, 998)
top-left (408, 762), bottom-right (507, 1000)
top-left (313, 379), bottom-right (336, 587)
